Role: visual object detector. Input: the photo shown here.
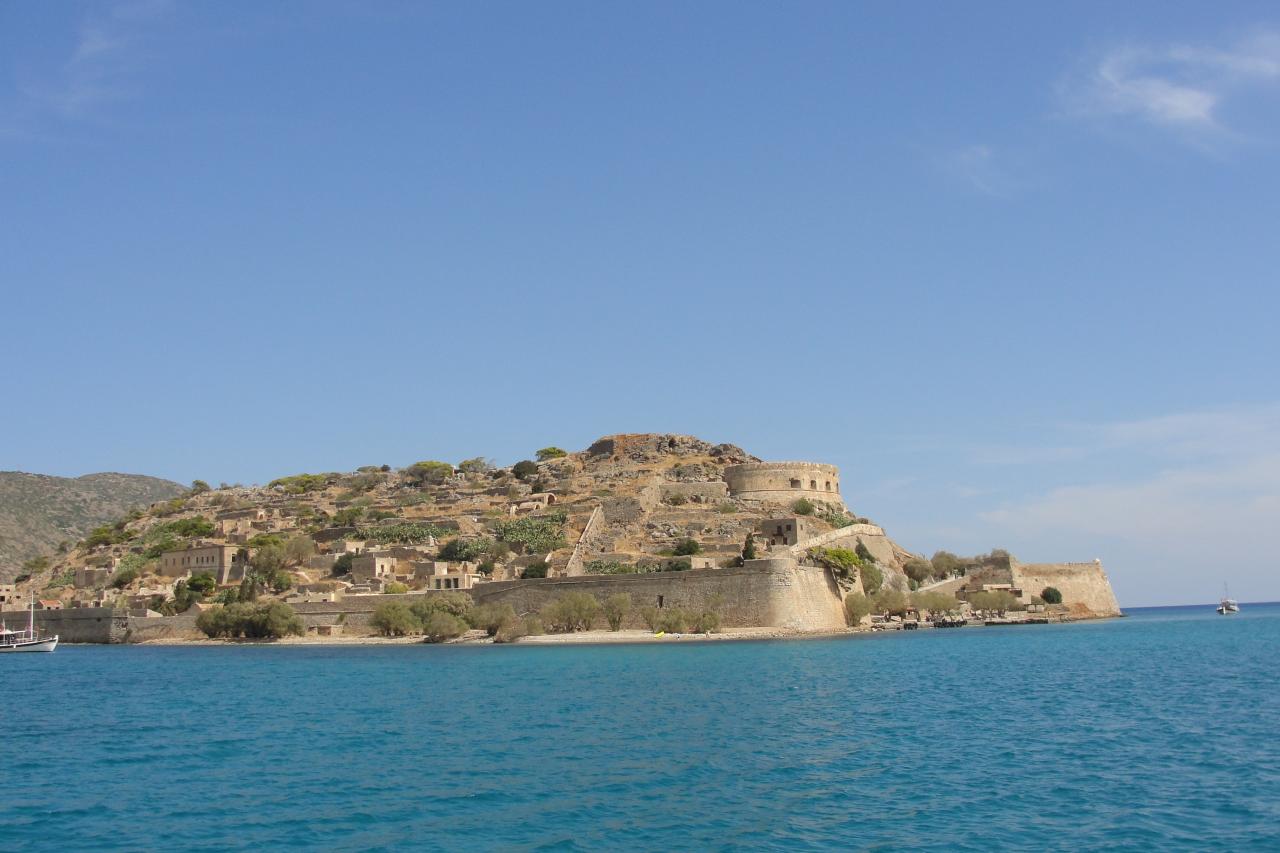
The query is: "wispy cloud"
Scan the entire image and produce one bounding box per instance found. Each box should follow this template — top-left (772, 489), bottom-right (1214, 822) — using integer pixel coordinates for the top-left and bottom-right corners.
top-left (940, 143), bottom-right (1039, 198)
top-left (1061, 29), bottom-right (1280, 139)
top-left (15, 0), bottom-right (171, 122)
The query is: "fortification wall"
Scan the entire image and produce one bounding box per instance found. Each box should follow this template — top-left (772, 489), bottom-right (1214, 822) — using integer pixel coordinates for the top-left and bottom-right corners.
top-left (471, 562), bottom-right (846, 632)
top-left (3, 608), bottom-right (128, 643)
top-left (723, 462), bottom-right (844, 507)
top-left (1012, 561), bottom-right (1121, 617)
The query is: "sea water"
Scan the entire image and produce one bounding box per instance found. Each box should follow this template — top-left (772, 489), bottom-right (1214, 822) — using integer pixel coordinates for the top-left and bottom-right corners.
top-left (2, 604), bottom-right (1277, 851)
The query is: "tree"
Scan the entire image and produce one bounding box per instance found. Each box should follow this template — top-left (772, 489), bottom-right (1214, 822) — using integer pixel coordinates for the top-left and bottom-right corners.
top-left (969, 590), bottom-right (1021, 613)
top-left (536, 447), bottom-right (567, 461)
top-left (844, 593), bottom-right (872, 625)
top-left (385, 581), bottom-right (409, 594)
top-left (673, 538), bottom-right (701, 556)
top-left (405, 460), bottom-right (454, 486)
top-left (284, 535), bottom-right (316, 566)
top-left (855, 541), bottom-right (875, 565)
top-left (421, 612), bottom-right (467, 643)
top-left (859, 562), bottom-right (884, 595)
top-left (191, 480), bottom-right (211, 493)
top-left (903, 557), bottom-right (933, 585)
top-left (512, 460), bottom-right (539, 481)
top-left (742, 533), bottom-right (757, 562)
top-left (371, 602), bottom-right (420, 636)
top-left (1041, 586), bottom-right (1063, 605)
top-left (540, 592), bottom-right (600, 632)
top-left (409, 592), bottom-right (473, 622)
top-left (931, 550), bottom-right (962, 578)
top-left (439, 537), bottom-right (494, 562)
top-left (457, 457), bottom-right (493, 474)
top-left (792, 498), bottom-right (815, 515)
top-left (603, 593), bottom-right (631, 631)
top-left (252, 543), bottom-right (287, 575)
top-left (912, 591), bottom-right (960, 615)
top-left (468, 603), bottom-right (517, 637)
top-left (871, 588), bottom-right (909, 616)
top-left (332, 553), bottom-right (354, 576)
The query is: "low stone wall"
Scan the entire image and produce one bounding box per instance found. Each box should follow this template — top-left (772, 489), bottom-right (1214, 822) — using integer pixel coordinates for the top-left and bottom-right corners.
top-left (471, 561), bottom-right (846, 632)
top-left (1012, 561), bottom-right (1121, 617)
top-left (3, 608), bottom-right (128, 644)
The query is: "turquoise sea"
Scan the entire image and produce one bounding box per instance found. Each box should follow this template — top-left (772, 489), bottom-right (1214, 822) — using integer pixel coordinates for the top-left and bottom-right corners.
top-left (3, 604), bottom-right (1278, 851)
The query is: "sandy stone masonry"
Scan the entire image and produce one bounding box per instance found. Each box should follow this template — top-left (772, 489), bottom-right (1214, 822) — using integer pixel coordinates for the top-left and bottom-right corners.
top-left (723, 461), bottom-right (844, 507)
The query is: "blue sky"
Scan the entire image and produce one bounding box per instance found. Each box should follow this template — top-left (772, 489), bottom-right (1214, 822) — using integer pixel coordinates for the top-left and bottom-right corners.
top-left (2, 1), bottom-right (1278, 606)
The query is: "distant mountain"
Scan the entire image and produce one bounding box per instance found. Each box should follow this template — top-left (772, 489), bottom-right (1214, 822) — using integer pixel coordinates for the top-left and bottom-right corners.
top-left (0, 471), bottom-right (187, 580)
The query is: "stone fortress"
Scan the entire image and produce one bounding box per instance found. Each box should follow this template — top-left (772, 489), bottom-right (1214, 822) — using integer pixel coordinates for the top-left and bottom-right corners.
top-left (5, 432), bottom-right (1121, 642)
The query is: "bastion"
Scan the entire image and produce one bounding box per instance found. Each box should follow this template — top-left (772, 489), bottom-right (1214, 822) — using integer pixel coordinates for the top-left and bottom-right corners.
top-left (723, 461), bottom-right (844, 507)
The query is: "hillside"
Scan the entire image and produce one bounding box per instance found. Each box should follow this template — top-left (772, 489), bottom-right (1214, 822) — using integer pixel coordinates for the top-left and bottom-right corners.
top-left (0, 472), bottom-right (187, 581)
top-left (7, 433), bottom-right (1119, 628)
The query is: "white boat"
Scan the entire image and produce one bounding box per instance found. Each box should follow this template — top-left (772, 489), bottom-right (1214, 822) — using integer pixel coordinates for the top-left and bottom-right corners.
top-left (0, 597), bottom-right (59, 652)
top-left (1216, 585), bottom-right (1240, 615)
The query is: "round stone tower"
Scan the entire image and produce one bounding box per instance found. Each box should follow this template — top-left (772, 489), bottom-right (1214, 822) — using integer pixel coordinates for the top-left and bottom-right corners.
top-left (723, 461), bottom-right (843, 507)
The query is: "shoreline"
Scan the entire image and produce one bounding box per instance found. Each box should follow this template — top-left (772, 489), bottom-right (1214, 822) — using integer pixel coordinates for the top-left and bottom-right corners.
top-left (119, 614), bottom-right (1119, 647)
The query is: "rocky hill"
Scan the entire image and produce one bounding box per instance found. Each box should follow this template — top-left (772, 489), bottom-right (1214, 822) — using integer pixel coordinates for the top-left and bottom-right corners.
top-left (8, 433), bottom-right (1119, 624)
top-left (0, 472), bottom-right (187, 581)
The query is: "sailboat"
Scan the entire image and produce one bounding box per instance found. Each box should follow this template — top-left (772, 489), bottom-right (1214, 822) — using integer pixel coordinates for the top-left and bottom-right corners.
top-left (0, 596), bottom-right (59, 652)
top-left (1216, 584), bottom-right (1240, 616)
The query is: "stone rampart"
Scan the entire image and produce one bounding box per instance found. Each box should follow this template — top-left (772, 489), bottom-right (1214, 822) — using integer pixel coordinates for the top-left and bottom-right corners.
top-left (1011, 560), bottom-right (1121, 617)
top-left (723, 462), bottom-right (844, 507)
top-left (471, 561), bottom-right (846, 632)
top-left (3, 608), bottom-right (128, 643)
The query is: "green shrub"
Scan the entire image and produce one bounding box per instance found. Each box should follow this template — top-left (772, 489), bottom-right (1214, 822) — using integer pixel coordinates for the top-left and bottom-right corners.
top-left (284, 535), bottom-right (316, 565)
top-left (268, 473), bottom-right (335, 494)
top-left (742, 533), bottom-right (757, 562)
top-left (603, 594), bottom-right (631, 631)
top-left (246, 533), bottom-right (283, 549)
top-left (422, 612), bottom-right (468, 643)
top-left (331, 553), bottom-right (354, 576)
top-left (357, 522), bottom-right (447, 545)
top-left (911, 591), bottom-right (960, 614)
top-left (110, 565), bottom-right (140, 589)
top-left (657, 609), bottom-right (689, 633)
top-left (536, 447), bottom-right (567, 461)
top-left (332, 507), bottom-right (365, 527)
top-left (1041, 586), bottom-right (1063, 605)
top-left (458, 457), bottom-right (494, 474)
top-left (903, 557), bottom-right (933, 585)
top-left (409, 592), bottom-right (472, 623)
top-left (190, 480), bottom-right (211, 493)
top-left (512, 460), bottom-right (539, 481)
top-left (859, 562), bottom-right (884, 595)
top-left (638, 606), bottom-right (661, 631)
top-left (494, 511), bottom-right (567, 554)
top-left (468, 603), bottom-right (517, 637)
top-left (521, 562), bottom-right (549, 579)
top-left (844, 593), bottom-right (872, 625)
top-left (404, 460), bottom-right (454, 486)
top-left (792, 498), bottom-right (815, 516)
top-left (807, 547), bottom-right (861, 579)
top-left (438, 537), bottom-right (494, 562)
top-left (673, 538), bottom-right (701, 556)
top-left (871, 588), bottom-right (910, 616)
top-left (820, 509), bottom-right (854, 527)
top-left (187, 573), bottom-right (217, 595)
top-left (968, 590), bottom-right (1022, 613)
top-left (717, 502), bottom-right (738, 514)
top-left (541, 592), bottom-right (600, 632)
top-left (372, 602), bottom-right (420, 636)
top-left (585, 560), bottom-right (636, 575)
top-left (21, 555), bottom-right (50, 574)
top-left (855, 541), bottom-right (875, 564)
top-left (663, 493), bottom-right (688, 506)
top-left (385, 581), bottom-right (409, 595)
top-left (196, 602), bottom-right (303, 639)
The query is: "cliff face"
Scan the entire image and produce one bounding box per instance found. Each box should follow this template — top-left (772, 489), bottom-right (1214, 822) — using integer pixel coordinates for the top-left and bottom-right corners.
top-left (1012, 561), bottom-right (1122, 618)
top-left (0, 471), bottom-right (186, 581)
